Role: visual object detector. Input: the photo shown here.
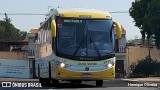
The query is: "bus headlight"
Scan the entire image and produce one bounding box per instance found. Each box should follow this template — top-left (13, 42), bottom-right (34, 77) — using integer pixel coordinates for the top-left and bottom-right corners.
top-left (108, 64), bottom-right (112, 68)
top-left (60, 63), bottom-right (65, 68)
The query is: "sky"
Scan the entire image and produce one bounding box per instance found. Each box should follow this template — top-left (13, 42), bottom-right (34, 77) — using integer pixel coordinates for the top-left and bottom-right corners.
top-left (0, 0), bottom-right (141, 40)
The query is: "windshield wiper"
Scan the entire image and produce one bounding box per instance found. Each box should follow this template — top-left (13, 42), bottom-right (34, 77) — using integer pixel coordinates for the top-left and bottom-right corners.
top-left (73, 21), bottom-right (87, 57)
top-left (73, 38), bottom-right (85, 57)
top-left (88, 30), bottom-right (102, 59)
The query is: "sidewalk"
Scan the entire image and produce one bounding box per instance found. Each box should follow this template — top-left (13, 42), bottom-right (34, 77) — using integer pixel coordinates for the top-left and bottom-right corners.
top-left (121, 77), bottom-right (160, 88)
top-left (0, 78), bottom-right (38, 83)
top-left (121, 77), bottom-right (160, 82)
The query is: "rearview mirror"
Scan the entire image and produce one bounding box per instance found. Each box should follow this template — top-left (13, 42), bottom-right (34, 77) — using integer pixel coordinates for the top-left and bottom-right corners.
top-left (51, 20), bottom-right (56, 37)
top-left (114, 22), bottom-right (122, 39)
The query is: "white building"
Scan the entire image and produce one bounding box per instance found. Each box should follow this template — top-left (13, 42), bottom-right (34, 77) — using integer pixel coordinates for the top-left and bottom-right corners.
top-left (115, 30), bottom-right (127, 77)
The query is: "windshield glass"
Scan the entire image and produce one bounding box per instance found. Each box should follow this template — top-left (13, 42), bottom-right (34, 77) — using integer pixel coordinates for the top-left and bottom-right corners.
top-left (56, 18), bottom-right (114, 60)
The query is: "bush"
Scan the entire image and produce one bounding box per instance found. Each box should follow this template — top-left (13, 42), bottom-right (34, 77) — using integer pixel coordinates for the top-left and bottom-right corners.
top-left (129, 56), bottom-right (160, 78)
top-left (115, 73), bottom-right (124, 78)
top-left (129, 73), bottom-right (146, 78)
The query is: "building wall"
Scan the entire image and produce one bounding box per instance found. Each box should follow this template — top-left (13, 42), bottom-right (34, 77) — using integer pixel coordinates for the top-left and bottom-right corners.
top-left (0, 59), bottom-right (30, 78)
top-left (119, 34), bottom-right (126, 46)
top-left (126, 46), bottom-right (160, 74)
top-left (0, 51), bottom-right (28, 60)
top-left (115, 30), bottom-right (126, 53)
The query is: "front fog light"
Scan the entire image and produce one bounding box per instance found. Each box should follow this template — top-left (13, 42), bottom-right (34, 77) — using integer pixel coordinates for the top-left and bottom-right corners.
top-left (108, 64), bottom-right (112, 68)
top-left (60, 63), bottom-right (65, 68)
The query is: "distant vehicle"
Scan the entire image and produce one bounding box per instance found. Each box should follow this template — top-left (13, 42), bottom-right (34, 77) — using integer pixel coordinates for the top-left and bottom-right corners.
top-left (34, 8), bottom-right (122, 87)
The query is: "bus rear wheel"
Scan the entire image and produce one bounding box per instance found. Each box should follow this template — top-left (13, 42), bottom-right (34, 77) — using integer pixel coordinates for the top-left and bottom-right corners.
top-left (96, 80), bottom-right (103, 87)
top-left (39, 78), bottom-right (44, 84)
top-left (39, 78), bottom-right (51, 86)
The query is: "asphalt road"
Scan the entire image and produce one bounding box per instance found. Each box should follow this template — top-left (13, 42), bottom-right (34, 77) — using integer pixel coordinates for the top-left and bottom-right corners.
top-left (0, 79), bottom-right (159, 90)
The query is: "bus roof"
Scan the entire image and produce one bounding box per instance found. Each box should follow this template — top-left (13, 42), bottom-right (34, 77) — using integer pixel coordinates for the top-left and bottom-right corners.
top-left (55, 8), bottom-right (112, 19)
top-left (39, 8), bottom-right (112, 29)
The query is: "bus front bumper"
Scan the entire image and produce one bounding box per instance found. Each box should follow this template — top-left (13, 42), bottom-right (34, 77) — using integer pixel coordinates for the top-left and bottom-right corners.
top-left (56, 66), bottom-right (115, 80)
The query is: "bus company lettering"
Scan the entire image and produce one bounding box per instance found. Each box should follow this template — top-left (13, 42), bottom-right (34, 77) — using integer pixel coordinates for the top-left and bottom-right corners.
top-left (64, 19), bottom-right (82, 23)
top-left (78, 62), bottom-right (97, 65)
top-left (104, 60), bottom-right (112, 64)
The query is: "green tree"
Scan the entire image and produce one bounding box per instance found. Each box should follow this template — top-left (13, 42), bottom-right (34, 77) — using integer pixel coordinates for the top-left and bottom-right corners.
top-left (18, 31), bottom-right (27, 40)
top-left (0, 13), bottom-right (27, 41)
top-left (129, 0), bottom-right (150, 42)
top-left (129, 0), bottom-right (160, 48)
top-left (146, 0), bottom-right (160, 48)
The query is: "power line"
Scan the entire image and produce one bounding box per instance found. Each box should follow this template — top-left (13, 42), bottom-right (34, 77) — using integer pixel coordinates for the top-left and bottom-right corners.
top-left (0, 11), bottom-right (129, 16)
top-left (0, 13), bottom-right (46, 16)
top-left (110, 11), bottom-right (129, 13)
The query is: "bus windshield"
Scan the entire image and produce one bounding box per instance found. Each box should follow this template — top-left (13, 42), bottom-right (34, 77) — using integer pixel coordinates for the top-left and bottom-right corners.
top-left (56, 18), bottom-right (114, 60)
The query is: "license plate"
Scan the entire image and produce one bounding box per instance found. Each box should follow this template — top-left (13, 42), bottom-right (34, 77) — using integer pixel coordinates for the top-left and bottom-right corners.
top-left (82, 73), bottom-right (92, 78)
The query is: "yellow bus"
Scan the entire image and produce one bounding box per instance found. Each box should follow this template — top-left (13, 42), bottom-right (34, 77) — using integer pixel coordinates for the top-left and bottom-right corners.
top-left (35, 8), bottom-right (122, 87)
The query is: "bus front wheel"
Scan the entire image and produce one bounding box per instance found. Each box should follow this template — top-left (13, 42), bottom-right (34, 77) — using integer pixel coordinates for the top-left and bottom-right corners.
top-left (52, 79), bottom-right (59, 86)
top-left (96, 80), bottom-right (103, 87)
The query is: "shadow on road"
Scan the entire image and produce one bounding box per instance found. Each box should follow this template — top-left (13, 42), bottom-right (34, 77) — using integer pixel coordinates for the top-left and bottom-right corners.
top-left (42, 82), bottom-right (98, 89)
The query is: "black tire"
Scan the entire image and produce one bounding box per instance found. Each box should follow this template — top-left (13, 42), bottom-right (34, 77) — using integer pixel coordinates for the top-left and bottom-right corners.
top-left (39, 78), bottom-right (45, 87)
top-left (70, 80), bottom-right (82, 84)
top-left (39, 78), bottom-right (44, 84)
top-left (76, 80), bottom-right (82, 84)
top-left (39, 78), bottom-right (51, 87)
top-left (96, 80), bottom-right (103, 87)
top-left (45, 78), bottom-right (51, 84)
top-left (70, 81), bottom-right (76, 84)
top-left (52, 79), bottom-right (59, 86)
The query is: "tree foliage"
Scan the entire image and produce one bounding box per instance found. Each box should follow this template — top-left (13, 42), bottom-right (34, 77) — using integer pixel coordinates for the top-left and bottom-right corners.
top-left (129, 0), bottom-right (160, 48)
top-left (147, 0), bottom-right (160, 48)
top-left (0, 13), bottom-right (27, 41)
top-left (129, 57), bottom-right (160, 78)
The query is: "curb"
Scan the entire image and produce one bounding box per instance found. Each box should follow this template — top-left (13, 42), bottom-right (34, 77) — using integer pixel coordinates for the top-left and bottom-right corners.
top-left (121, 79), bottom-right (139, 82)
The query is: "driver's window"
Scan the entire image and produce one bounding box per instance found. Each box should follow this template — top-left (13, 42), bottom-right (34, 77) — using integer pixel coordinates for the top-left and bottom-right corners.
top-left (59, 26), bottom-right (75, 48)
